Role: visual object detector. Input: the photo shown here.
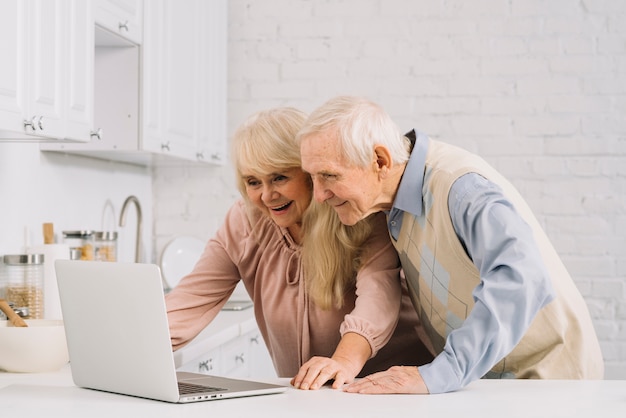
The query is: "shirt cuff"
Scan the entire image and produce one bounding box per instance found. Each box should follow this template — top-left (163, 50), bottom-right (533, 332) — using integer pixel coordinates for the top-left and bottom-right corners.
top-left (418, 352), bottom-right (463, 394)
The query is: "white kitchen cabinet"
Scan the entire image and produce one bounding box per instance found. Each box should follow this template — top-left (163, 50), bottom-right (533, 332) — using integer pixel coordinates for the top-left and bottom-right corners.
top-left (174, 310), bottom-right (277, 380)
top-left (41, 26), bottom-right (143, 163)
top-left (178, 346), bottom-right (222, 376)
top-left (41, 0), bottom-right (227, 166)
top-left (247, 330), bottom-right (277, 378)
top-left (0, 0), bottom-right (93, 142)
top-left (0, 0), bottom-right (25, 136)
top-left (94, 0), bottom-right (143, 45)
top-left (142, 0), bottom-right (227, 165)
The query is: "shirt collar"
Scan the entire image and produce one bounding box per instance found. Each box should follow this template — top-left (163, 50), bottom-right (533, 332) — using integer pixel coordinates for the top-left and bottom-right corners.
top-left (391, 130), bottom-right (429, 217)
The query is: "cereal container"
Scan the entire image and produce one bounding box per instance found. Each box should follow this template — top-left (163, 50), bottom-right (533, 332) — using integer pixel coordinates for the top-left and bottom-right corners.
top-left (62, 230), bottom-right (94, 261)
top-left (0, 254), bottom-right (45, 319)
top-left (94, 231), bottom-right (118, 262)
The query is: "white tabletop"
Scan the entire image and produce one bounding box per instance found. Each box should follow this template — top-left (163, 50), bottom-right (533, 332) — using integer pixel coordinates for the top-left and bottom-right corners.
top-left (1, 365), bottom-right (625, 417)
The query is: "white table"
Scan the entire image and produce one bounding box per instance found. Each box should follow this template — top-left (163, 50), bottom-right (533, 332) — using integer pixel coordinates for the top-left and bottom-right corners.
top-left (1, 365), bottom-right (625, 417)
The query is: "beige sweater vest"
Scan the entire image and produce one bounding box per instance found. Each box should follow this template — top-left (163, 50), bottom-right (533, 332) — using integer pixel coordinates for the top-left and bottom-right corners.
top-left (393, 140), bottom-right (604, 379)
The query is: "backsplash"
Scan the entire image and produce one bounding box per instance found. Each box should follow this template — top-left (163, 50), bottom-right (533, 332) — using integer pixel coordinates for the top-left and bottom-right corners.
top-left (0, 142), bottom-right (153, 264)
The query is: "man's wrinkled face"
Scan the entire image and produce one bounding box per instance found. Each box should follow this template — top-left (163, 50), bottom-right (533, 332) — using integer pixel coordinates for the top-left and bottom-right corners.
top-left (300, 132), bottom-right (382, 225)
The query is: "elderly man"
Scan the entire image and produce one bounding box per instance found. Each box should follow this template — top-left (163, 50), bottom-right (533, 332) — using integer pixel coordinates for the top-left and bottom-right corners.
top-left (296, 95), bottom-right (604, 394)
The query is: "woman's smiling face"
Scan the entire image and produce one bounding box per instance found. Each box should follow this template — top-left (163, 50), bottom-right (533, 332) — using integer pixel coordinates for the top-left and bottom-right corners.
top-left (242, 167), bottom-right (312, 233)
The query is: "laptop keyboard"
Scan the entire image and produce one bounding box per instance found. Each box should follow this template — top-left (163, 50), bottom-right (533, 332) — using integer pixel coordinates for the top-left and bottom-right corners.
top-left (178, 382), bottom-right (227, 395)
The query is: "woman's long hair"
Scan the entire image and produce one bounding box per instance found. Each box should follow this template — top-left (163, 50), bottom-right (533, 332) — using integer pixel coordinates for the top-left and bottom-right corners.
top-left (302, 200), bottom-right (373, 310)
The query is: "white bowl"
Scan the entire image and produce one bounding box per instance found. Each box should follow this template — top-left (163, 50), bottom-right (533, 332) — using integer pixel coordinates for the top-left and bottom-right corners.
top-left (0, 319), bottom-right (69, 373)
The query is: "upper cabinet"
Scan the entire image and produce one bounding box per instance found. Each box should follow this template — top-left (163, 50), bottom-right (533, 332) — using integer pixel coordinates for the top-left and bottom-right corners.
top-left (0, 0), bottom-right (94, 142)
top-left (37, 0), bottom-right (227, 166)
top-left (94, 0), bottom-right (143, 45)
top-left (142, 0), bottom-right (227, 165)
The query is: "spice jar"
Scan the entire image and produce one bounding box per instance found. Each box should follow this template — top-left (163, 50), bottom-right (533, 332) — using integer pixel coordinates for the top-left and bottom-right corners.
top-left (62, 230), bottom-right (94, 261)
top-left (94, 231), bottom-right (118, 262)
top-left (1, 254), bottom-right (45, 319)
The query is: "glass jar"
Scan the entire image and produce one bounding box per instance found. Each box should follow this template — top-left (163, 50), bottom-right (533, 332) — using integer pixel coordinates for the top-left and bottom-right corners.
top-left (94, 231), bottom-right (118, 262)
top-left (1, 254), bottom-right (45, 319)
top-left (62, 230), bottom-right (94, 261)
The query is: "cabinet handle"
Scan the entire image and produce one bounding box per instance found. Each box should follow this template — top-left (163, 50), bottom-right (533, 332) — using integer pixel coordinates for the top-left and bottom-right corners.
top-left (119, 20), bottom-right (129, 32)
top-left (196, 152), bottom-right (204, 160)
top-left (90, 128), bottom-right (103, 140)
top-left (250, 335), bottom-right (260, 345)
top-left (23, 116), bottom-right (43, 132)
top-left (161, 142), bottom-right (170, 151)
top-left (235, 353), bottom-right (245, 364)
top-left (210, 153), bottom-right (221, 161)
top-left (23, 116), bottom-right (38, 132)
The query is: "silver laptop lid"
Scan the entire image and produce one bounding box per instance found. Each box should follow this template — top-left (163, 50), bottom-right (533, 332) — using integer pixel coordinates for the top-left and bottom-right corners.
top-left (56, 260), bottom-right (182, 402)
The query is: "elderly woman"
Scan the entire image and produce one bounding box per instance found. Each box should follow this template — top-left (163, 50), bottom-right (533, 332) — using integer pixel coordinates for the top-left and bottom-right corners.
top-left (165, 107), bottom-right (431, 390)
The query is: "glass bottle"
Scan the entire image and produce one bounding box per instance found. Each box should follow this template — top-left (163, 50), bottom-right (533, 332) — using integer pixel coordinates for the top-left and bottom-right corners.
top-left (94, 231), bottom-right (118, 262)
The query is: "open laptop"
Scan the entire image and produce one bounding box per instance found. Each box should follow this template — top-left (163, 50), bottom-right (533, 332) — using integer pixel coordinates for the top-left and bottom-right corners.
top-left (54, 259), bottom-right (286, 403)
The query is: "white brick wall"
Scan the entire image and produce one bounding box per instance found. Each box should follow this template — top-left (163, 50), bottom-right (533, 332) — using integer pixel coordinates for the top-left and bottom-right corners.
top-left (153, 0), bottom-right (626, 378)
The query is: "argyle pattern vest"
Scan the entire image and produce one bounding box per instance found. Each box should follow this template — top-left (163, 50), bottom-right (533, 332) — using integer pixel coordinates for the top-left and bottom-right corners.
top-left (391, 140), bottom-right (604, 379)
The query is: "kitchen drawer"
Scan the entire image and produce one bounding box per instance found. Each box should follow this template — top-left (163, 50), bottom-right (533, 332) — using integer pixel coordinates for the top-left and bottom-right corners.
top-left (176, 346), bottom-right (221, 376)
top-left (219, 334), bottom-right (250, 378)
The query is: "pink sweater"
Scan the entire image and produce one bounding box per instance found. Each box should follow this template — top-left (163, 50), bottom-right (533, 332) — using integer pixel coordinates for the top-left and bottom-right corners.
top-left (165, 200), bottom-right (429, 377)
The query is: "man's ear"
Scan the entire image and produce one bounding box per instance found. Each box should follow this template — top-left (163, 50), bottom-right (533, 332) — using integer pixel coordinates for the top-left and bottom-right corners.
top-left (373, 145), bottom-right (392, 177)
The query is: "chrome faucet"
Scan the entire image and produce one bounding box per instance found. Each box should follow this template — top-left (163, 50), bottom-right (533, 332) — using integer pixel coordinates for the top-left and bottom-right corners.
top-left (119, 195), bottom-right (142, 263)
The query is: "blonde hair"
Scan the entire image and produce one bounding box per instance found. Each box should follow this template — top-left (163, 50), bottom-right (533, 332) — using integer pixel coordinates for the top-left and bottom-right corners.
top-left (231, 106), bottom-right (373, 310)
top-left (302, 201), bottom-right (373, 309)
top-left (232, 107), bottom-right (308, 198)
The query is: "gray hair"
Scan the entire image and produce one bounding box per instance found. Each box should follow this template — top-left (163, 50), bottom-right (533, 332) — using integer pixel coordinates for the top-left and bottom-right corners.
top-left (297, 96), bottom-right (411, 167)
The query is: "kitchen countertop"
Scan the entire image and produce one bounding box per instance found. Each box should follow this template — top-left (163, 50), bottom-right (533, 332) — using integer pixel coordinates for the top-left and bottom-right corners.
top-left (1, 365), bottom-right (625, 417)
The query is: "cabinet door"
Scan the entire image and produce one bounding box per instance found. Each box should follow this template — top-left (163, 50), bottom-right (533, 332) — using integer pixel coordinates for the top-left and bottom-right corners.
top-left (177, 347), bottom-right (221, 376)
top-left (248, 331), bottom-right (278, 378)
top-left (195, 0), bottom-right (227, 165)
top-left (0, 0), bottom-right (27, 136)
top-left (143, 0), bottom-right (227, 164)
top-left (64, 0), bottom-right (95, 142)
top-left (94, 0), bottom-right (143, 45)
top-left (25, 0), bottom-right (65, 139)
top-left (0, 0), bottom-right (93, 142)
top-left (143, 0), bottom-right (200, 160)
top-left (219, 334), bottom-right (250, 378)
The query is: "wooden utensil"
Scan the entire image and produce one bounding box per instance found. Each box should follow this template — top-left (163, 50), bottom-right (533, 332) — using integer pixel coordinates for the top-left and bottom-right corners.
top-left (43, 222), bottom-right (55, 244)
top-left (0, 298), bottom-right (28, 327)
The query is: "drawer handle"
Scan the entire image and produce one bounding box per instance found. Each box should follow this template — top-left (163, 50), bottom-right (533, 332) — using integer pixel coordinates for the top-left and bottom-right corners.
top-left (119, 20), bottom-right (129, 32)
top-left (90, 128), bottom-right (103, 140)
top-left (198, 359), bottom-right (213, 372)
top-left (235, 353), bottom-right (245, 364)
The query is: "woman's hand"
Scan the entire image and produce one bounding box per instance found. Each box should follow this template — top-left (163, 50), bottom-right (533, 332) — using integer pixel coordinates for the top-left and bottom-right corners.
top-left (343, 366), bottom-right (430, 394)
top-left (290, 356), bottom-right (358, 390)
top-left (291, 332), bottom-right (371, 390)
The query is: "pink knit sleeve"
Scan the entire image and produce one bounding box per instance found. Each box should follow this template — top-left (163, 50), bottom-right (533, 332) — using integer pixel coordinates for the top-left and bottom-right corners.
top-left (165, 200), bottom-right (251, 350)
top-left (340, 212), bottom-right (402, 357)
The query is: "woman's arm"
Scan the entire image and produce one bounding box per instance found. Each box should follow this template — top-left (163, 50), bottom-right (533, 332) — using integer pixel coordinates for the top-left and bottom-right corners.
top-left (292, 212), bottom-right (403, 390)
top-left (166, 201), bottom-right (252, 350)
